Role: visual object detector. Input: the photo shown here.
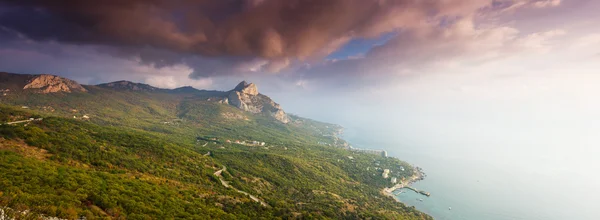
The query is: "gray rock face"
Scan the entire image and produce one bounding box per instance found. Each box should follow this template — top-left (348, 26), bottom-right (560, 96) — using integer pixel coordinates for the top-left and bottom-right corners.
top-left (23, 74), bottom-right (87, 93)
top-left (227, 81), bottom-right (289, 123)
top-left (233, 81), bottom-right (258, 96)
top-left (271, 109), bottom-right (290, 124)
top-left (218, 97), bottom-right (229, 104)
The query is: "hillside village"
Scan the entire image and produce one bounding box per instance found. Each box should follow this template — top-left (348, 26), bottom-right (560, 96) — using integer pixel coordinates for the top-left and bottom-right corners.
top-left (196, 134), bottom-right (409, 187)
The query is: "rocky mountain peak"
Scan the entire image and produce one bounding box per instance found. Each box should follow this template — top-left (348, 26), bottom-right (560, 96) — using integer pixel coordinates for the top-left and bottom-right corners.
top-left (23, 74), bottom-right (87, 93)
top-left (233, 81), bottom-right (258, 96)
top-left (227, 81), bottom-right (289, 123)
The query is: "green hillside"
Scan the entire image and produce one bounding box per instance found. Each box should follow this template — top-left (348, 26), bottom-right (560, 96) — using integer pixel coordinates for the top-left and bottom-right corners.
top-left (0, 73), bottom-right (430, 219)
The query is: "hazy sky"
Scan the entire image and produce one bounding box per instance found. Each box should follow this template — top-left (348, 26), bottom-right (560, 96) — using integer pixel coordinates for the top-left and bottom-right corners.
top-left (1, 0), bottom-right (599, 128)
top-left (3, 3), bottom-right (599, 218)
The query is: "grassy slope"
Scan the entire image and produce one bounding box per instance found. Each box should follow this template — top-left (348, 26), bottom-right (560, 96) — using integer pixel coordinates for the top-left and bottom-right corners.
top-left (0, 88), bottom-right (430, 219)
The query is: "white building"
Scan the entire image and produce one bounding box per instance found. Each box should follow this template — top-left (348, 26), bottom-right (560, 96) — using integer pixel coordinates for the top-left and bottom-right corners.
top-left (391, 177), bottom-right (398, 184)
top-left (382, 169), bottom-right (390, 179)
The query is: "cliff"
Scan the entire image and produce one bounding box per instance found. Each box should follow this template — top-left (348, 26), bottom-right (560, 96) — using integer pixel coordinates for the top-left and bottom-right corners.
top-left (23, 74), bottom-right (87, 93)
top-left (227, 81), bottom-right (290, 123)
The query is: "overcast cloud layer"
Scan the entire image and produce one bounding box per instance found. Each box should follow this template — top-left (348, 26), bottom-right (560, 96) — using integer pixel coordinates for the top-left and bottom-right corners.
top-left (0, 0), bottom-right (598, 94)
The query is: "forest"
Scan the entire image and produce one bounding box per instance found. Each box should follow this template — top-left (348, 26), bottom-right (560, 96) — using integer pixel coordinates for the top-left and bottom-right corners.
top-left (0, 88), bottom-right (430, 219)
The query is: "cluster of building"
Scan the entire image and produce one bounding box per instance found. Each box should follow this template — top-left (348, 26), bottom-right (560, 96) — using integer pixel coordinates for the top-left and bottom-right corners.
top-left (226, 139), bottom-right (266, 146)
top-left (73, 114), bottom-right (90, 119)
top-left (382, 168), bottom-right (399, 184)
top-left (350, 147), bottom-right (388, 157)
top-left (382, 169), bottom-right (390, 179)
top-left (196, 136), bottom-right (268, 147)
top-left (317, 141), bottom-right (332, 146)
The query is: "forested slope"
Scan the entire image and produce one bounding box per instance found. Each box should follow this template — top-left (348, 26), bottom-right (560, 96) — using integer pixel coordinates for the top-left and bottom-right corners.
top-left (0, 73), bottom-right (430, 219)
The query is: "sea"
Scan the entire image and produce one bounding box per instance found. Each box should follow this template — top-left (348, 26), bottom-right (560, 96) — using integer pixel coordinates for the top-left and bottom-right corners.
top-left (343, 126), bottom-right (600, 220)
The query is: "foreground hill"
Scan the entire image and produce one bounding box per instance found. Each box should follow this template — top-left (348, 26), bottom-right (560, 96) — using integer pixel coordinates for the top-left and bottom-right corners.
top-left (0, 72), bottom-right (430, 219)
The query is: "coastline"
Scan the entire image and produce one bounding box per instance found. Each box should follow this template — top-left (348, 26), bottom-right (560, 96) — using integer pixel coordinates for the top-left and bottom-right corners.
top-left (339, 129), bottom-right (432, 214)
top-left (382, 166), bottom-right (427, 202)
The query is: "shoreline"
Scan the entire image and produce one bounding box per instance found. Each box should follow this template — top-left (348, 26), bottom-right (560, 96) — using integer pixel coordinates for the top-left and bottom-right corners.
top-left (381, 166), bottom-right (427, 202)
top-left (339, 132), bottom-right (432, 211)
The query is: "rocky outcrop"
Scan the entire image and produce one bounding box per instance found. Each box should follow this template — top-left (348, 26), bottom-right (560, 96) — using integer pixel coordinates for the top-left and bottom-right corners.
top-left (227, 81), bottom-right (290, 123)
top-left (233, 81), bottom-right (258, 95)
top-left (218, 98), bottom-right (229, 104)
top-left (23, 74), bottom-right (87, 93)
top-left (271, 109), bottom-right (290, 124)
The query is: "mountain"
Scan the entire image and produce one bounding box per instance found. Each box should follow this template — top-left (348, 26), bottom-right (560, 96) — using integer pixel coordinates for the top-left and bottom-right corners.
top-left (170, 86), bottom-right (201, 93)
top-left (97, 80), bottom-right (161, 92)
top-left (0, 72), bottom-right (429, 219)
top-left (94, 79), bottom-right (290, 123)
top-left (226, 81), bottom-right (290, 123)
top-left (0, 72), bottom-right (289, 123)
top-left (0, 72), bottom-right (86, 93)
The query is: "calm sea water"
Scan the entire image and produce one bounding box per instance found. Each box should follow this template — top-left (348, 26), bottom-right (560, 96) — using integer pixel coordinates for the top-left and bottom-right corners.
top-left (344, 127), bottom-right (600, 220)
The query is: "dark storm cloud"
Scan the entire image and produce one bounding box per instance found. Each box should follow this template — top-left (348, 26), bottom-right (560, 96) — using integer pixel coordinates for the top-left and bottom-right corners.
top-left (0, 0), bottom-right (563, 83)
top-left (0, 0), bottom-right (497, 75)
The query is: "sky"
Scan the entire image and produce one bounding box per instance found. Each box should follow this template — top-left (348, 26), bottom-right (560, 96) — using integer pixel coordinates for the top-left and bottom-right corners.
top-left (1, 0), bottom-right (600, 127)
top-left (3, 2), bottom-right (600, 218)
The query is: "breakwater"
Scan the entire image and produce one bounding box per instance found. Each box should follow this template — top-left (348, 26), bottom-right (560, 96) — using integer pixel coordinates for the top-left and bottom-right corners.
top-left (404, 186), bottom-right (431, 197)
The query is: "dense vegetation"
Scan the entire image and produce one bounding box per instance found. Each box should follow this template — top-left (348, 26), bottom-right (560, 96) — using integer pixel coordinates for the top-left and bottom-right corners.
top-left (0, 85), bottom-right (430, 219)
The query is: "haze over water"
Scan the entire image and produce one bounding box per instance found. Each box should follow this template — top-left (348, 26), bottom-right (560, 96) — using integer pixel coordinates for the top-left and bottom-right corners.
top-left (341, 91), bottom-right (600, 219)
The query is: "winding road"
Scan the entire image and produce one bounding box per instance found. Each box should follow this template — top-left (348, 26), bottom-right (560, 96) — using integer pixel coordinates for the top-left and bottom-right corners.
top-left (214, 166), bottom-right (270, 207)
